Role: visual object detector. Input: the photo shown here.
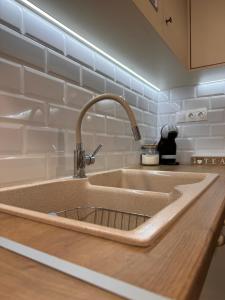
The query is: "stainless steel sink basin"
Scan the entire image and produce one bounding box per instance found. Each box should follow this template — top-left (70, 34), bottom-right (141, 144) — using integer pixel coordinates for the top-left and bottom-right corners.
top-left (0, 169), bottom-right (218, 246)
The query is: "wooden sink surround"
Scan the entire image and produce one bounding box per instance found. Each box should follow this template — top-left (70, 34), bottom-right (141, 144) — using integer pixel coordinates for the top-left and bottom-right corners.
top-left (0, 165), bottom-right (225, 300)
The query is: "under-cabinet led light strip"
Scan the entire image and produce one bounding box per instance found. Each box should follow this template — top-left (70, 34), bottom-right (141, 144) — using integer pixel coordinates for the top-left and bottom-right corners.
top-left (16, 0), bottom-right (160, 91)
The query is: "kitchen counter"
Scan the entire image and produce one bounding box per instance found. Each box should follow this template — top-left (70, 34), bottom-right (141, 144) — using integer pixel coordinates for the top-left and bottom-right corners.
top-left (0, 165), bottom-right (225, 300)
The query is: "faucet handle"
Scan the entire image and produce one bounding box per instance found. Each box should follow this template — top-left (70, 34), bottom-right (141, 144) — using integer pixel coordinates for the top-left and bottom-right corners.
top-left (85, 144), bottom-right (103, 166)
top-left (91, 144), bottom-right (103, 157)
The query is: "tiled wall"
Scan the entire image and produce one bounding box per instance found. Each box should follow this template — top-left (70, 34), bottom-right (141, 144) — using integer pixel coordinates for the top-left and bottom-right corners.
top-left (2, 0), bottom-right (225, 187)
top-left (0, 0), bottom-right (157, 186)
top-left (158, 82), bottom-right (225, 164)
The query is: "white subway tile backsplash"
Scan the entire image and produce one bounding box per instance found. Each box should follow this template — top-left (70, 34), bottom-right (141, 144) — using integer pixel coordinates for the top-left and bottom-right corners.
top-left (124, 152), bottom-right (140, 166)
top-left (183, 98), bottom-right (210, 110)
top-left (0, 124), bottom-right (23, 154)
top-left (211, 124), bottom-right (225, 136)
top-left (131, 78), bottom-right (143, 95)
top-left (0, 155), bottom-right (46, 186)
top-left (176, 138), bottom-right (195, 150)
top-left (48, 105), bottom-right (79, 130)
top-left (94, 99), bottom-right (116, 117)
top-left (95, 54), bottom-right (115, 80)
top-left (105, 80), bottom-right (123, 95)
top-left (0, 93), bottom-right (45, 125)
top-left (24, 67), bottom-right (64, 104)
top-left (96, 135), bottom-right (131, 152)
top-left (65, 83), bottom-right (93, 109)
top-left (158, 114), bottom-right (169, 127)
top-left (25, 127), bottom-right (65, 154)
top-left (169, 114), bottom-right (177, 125)
top-left (47, 154), bottom-right (73, 179)
top-left (158, 102), bottom-right (180, 114)
top-left (148, 101), bottom-right (157, 114)
top-left (0, 0), bottom-right (22, 31)
top-left (65, 131), bottom-right (94, 154)
top-left (47, 50), bottom-right (80, 83)
top-left (143, 112), bottom-right (156, 126)
top-left (82, 133), bottom-right (95, 153)
top-left (115, 103), bottom-right (128, 120)
top-left (82, 68), bottom-right (105, 93)
top-left (106, 153), bottom-right (124, 170)
top-left (0, 25), bottom-right (45, 69)
top-left (144, 85), bottom-right (156, 100)
top-left (6, 0), bottom-right (225, 172)
top-left (208, 109), bottom-right (224, 123)
top-left (94, 134), bottom-right (114, 153)
top-left (124, 89), bottom-right (137, 107)
top-left (137, 96), bottom-right (148, 111)
top-left (131, 139), bottom-right (142, 151)
top-left (24, 9), bottom-right (64, 52)
top-left (132, 107), bottom-right (142, 123)
top-left (157, 90), bottom-right (169, 102)
top-left (211, 96), bottom-right (225, 109)
top-left (146, 126), bottom-right (157, 139)
top-left (106, 117), bottom-right (124, 135)
top-left (196, 137), bottom-right (225, 150)
top-left (0, 2), bottom-right (160, 186)
top-left (139, 124), bottom-right (148, 139)
top-left (115, 67), bottom-right (130, 88)
top-left (124, 121), bottom-right (132, 136)
top-left (114, 136), bottom-right (132, 152)
top-left (170, 86), bottom-right (196, 100)
top-left (66, 36), bottom-right (94, 68)
top-left (183, 125), bottom-right (209, 137)
top-left (158, 82), bottom-right (225, 163)
top-left (197, 81), bottom-right (225, 97)
top-left (82, 113), bottom-right (106, 134)
top-left (0, 58), bottom-right (21, 93)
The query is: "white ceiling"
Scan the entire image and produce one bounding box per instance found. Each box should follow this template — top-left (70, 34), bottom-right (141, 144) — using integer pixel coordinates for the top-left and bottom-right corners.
top-left (28, 0), bottom-right (225, 90)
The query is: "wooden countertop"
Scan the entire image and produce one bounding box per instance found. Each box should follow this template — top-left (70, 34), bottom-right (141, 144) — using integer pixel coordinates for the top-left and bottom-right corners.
top-left (0, 165), bottom-right (225, 300)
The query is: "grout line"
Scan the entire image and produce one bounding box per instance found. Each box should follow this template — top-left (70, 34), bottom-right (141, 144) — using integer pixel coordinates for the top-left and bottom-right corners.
top-left (44, 47), bottom-right (48, 73)
top-left (20, 65), bottom-right (24, 94)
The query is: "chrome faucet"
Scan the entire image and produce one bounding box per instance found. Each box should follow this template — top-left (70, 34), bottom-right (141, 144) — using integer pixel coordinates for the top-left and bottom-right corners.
top-left (74, 93), bottom-right (141, 178)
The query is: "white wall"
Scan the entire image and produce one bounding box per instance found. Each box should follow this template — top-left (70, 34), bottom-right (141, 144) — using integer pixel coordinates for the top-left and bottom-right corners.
top-left (26, 0), bottom-right (225, 90)
top-left (1, 0), bottom-right (225, 187)
top-left (0, 0), bottom-right (157, 187)
top-left (158, 82), bottom-right (225, 164)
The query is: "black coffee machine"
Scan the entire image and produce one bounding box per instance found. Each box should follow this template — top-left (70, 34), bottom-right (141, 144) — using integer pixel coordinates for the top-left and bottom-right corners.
top-left (157, 124), bottom-right (179, 165)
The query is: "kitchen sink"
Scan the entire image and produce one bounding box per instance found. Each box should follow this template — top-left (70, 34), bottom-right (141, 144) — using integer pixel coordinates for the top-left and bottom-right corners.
top-left (0, 169), bottom-right (218, 246)
top-left (88, 169), bottom-right (208, 193)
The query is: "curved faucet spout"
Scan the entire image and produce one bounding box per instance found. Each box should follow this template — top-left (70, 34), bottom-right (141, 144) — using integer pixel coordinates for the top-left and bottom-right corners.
top-left (74, 93), bottom-right (141, 178)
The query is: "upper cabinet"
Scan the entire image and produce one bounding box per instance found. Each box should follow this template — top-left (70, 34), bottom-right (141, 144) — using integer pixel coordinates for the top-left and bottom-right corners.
top-left (161, 0), bottom-right (188, 67)
top-left (133, 0), bottom-right (225, 70)
top-left (133, 0), bottom-right (188, 67)
top-left (132, 0), bottom-right (164, 34)
top-left (190, 0), bottom-right (225, 69)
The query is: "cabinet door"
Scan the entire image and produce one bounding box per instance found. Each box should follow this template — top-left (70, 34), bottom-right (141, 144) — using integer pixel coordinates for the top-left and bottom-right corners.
top-left (161, 0), bottom-right (188, 67)
top-left (191, 0), bottom-right (225, 68)
top-left (132, 0), bottom-right (164, 38)
top-left (133, 0), bottom-right (188, 67)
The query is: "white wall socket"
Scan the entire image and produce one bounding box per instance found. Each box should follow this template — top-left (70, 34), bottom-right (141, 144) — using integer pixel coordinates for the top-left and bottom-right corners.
top-left (176, 107), bottom-right (208, 123)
